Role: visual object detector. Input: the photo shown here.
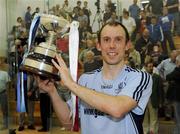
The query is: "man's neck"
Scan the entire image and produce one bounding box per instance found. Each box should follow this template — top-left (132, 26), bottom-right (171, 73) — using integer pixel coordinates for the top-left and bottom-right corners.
top-left (102, 61), bottom-right (125, 80)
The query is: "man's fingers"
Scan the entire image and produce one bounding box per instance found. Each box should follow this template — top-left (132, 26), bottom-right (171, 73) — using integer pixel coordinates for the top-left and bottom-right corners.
top-left (55, 53), bottom-right (67, 67)
top-left (52, 58), bottom-right (60, 70)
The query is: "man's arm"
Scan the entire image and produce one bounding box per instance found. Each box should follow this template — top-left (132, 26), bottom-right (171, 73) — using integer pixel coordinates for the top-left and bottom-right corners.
top-left (68, 82), bottom-right (137, 118)
top-left (52, 54), bottom-right (137, 119)
top-left (37, 79), bottom-right (73, 129)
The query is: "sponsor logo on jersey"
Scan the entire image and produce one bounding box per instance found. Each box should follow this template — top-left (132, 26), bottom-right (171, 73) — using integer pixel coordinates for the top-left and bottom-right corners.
top-left (84, 108), bottom-right (108, 118)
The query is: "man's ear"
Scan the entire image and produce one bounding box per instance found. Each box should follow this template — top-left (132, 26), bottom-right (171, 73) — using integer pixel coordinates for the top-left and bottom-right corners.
top-left (96, 42), bottom-right (101, 51)
top-left (125, 41), bottom-right (131, 51)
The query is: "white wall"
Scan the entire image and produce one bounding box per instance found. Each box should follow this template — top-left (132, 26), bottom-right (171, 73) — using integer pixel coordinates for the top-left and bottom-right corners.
top-left (7, 0), bottom-right (139, 32)
top-left (1, 0), bottom-right (141, 57)
top-left (0, 0), bottom-right (7, 57)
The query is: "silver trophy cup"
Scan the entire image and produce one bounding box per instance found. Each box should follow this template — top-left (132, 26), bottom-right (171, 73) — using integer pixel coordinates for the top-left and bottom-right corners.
top-left (20, 14), bottom-right (70, 80)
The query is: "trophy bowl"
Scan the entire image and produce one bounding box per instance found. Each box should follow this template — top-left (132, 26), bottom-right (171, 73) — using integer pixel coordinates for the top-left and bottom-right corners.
top-left (20, 14), bottom-right (70, 80)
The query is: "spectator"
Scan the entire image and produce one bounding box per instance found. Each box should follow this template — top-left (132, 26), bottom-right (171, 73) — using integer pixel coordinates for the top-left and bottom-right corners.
top-left (105, 0), bottom-right (116, 12)
top-left (18, 74), bottom-right (37, 131)
top-left (73, 0), bottom-right (82, 11)
top-left (78, 9), bottom-right (88, 25)
top-left (165, 0), bottom-right (180, 36)
top-left (147, 16), bottom-right (164, 45)
top-left (61, 0), bottom-right (72, 19)
top-left (157, 50), bottom-right (178, 120)
top-left (83, 50), bottom-right (102, 72)
top-left (122, 10), bottom-right (136, 38)
top-left (139, 10), bottom-right (151, 35)
top-left (150, 44), bottom-right (168, 67)
top-left (135, 28), bottom-right (152, 66)
top-left (79, 39), bottom-right (95, 66)
top-left (128, 42), bottom-right (141, 69)
top-left (38, 87), bottom-right (52, 132)
top-left (82, 1), bottom-right (91, 25)
top-left (24, 6), bottom-right (32, 30)
top-left (71, 7), bottom-right (79, 21)
top-left (32, 7), bottom-right (40, 19)
top-left (129, 0), bottom-right (141, 20)
top-left (148, 0), bottom-right (163, 18)
top-left (103, 6), bottom-right (112, 24)
top-left (166, 55), bottom-right (180, 134)
top-left (143, 59), bottom-right (163, 134)
top-left (0, 58), bottom-right (10, 130)
top-left (159, 7), bottom-right (175, 54)
top-left (106, 12), bottom-right (119, 23)
top-left (128, 0), bottom-right (141, 41)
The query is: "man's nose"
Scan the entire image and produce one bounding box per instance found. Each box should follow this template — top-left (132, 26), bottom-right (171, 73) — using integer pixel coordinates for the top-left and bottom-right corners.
top-left (109, 41), bottom-right (116, 48)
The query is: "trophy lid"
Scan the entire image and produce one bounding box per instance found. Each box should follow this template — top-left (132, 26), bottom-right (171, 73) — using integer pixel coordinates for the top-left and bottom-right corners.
top-left (37, 13), bottom-right (70, 32)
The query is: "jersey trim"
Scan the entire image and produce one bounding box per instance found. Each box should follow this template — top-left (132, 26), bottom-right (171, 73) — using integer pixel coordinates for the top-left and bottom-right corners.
top-left (133, 71), bottom-right (150, 102)
top-left (84, 68), bottom-right (102, 74)
top-left (130, 112), bottom-right (144, 134)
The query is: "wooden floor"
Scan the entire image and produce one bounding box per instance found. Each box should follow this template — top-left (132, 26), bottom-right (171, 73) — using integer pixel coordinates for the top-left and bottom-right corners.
top-left (0, 120), bottom-right (176, 134)
top-left (0, 126), bottom-right (80, 134)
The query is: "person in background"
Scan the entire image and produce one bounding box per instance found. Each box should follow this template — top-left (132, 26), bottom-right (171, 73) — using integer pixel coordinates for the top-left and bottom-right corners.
top-left (0, 58), bottom-right (10, 130)
top-left (61, 0), bottom-right (72, 20)
top-left (148, 0), bottom-right (163, 18)
top-left (106, 12), bottom-right (119, 23)
top-left (38, 82), bottom-right (52, 132)
top-left (147, 16), bottom-right (164, 45)
top-left (165, 0), bottom-right (180, 36)
top-left (18, 74), bottom-right (36, 131)
top-left (82, 1), bottom-right (91, 25)
top-left (24, 6), bottom-right (32, 30)
top-left (135, 28), bottom-right (152, 67)
top-left (166, 55), bottom-right (180, 134)
top-left (143, 59), bottom-right (163, 134)
top-left (32, 7), bottom-right (40, 19)
top-left (157, 50), bottom-right (178, 121)
top-left (83, 50), bottom-right (102, 73)
top-left (122, 10), bottom-right (136, 39)
top-left (128, 42), bottom-right (141, 69)
top-left (159, 7), bottom-right (175, 55)
top-left (128, 0), bottom-right (141, 41)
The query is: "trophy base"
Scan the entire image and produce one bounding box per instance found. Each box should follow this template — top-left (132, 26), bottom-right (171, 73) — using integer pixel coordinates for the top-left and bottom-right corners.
top-left (20, 65), bottom-right (60, 81)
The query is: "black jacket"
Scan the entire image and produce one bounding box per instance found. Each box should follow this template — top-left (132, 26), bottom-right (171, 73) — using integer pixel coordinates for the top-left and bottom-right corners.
top-left (166, 67), bottom-right (180, 102)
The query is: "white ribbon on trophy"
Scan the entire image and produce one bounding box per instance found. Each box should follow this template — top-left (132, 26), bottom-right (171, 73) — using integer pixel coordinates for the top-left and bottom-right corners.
top-left (69, 21), bottom-right (79, 129)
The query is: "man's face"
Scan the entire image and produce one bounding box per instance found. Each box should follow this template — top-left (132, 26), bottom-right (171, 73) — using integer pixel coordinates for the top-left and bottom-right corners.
top-left (146, 63), bottom-right (153, 74)
top-left (151, 18), bottom-right (157, 25)
top-left (133, 0), bottom-right (137, 4)
top-left (97, 25), bottom-right (129, 65)
top-left (170, 50), bottom-right (177, 62)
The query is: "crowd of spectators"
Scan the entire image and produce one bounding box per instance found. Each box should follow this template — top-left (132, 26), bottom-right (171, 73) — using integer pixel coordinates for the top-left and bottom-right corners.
top-left (3, 0), bottom-right (180, 133)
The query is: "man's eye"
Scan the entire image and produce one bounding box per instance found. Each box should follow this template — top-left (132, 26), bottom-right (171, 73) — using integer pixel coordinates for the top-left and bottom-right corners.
top-left (116, 38), bottom-right (121, 42)
top-left (104, 38), bottom-right (110, 42)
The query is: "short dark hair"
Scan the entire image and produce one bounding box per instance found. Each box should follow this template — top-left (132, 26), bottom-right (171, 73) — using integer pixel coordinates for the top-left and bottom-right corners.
top-left (77, 1), bottom-right (81, 4)
top-left (151, 16), bottom-right (157, 20)
top-left (97, 21), bottom-right (130, 44)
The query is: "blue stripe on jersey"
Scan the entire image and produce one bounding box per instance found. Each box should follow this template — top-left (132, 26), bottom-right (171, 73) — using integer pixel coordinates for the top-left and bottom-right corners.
top-left (84, 68), bottom-right (102, 74)
top-left (125, 66), bottom-right (140, 72)
top-left (130, 112), bottom-right (144, 134)
top-left (137, 72), bottom-right (150, 102)
top-left (133, 71), bottom-right (149, 102)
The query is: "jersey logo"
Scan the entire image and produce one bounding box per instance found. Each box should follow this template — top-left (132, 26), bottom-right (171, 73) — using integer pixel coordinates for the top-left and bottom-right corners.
top-left (114, 81), bottom-right (126, 94)
top-left (84, 108), bottom-right (107, 118)
top-left (101, 84), bottom-right (113, 89)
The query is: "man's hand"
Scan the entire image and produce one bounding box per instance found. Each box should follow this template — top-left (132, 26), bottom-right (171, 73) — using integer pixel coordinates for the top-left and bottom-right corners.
top-left (52, 53), bottom-right (74, 88)
top-left (27, 91), bottom-right (32, 97)
top-left (36, 76), bottom-right (56, 95)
